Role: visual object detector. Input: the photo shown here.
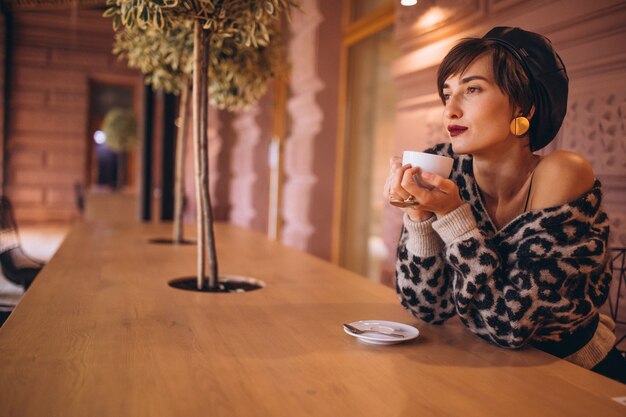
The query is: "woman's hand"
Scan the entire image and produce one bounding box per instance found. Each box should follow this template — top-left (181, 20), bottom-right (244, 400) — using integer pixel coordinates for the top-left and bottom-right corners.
top-left (400, 166), bottom-right (463, 218)
top-left (383, 157), bottom-right (434, 222)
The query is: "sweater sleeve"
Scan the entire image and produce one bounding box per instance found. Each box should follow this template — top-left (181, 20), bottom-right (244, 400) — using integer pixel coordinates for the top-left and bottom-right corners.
top-left (431, 196), bottom-right (612, 349)
top-left (395, 213), bottom-right (456, 324)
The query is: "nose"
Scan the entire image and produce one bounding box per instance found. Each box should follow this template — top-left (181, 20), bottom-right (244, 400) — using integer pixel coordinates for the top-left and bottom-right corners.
top-left (443, 93), bottom-right (462, 120)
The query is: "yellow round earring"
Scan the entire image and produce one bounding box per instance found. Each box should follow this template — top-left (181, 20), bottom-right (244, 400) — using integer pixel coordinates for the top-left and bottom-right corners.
top-left (510, 116), bottom-right (530, 136)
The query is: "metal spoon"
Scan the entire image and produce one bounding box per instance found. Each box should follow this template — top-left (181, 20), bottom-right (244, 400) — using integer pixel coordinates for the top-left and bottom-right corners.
top-left (389, 199), bottom-right (420, 208)
top-left (343, 323), bottom-right (405, 338)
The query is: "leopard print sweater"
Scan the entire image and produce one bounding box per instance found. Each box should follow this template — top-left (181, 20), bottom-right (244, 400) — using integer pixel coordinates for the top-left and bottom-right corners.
top-left (396, 143), bottom-right (613, 360)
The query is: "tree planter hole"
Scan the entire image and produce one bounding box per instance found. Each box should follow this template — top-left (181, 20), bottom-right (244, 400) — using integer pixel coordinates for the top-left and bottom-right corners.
top-left (148, 238), bottom-right (196, 245)
top-left (168, 275), bottom-right (265, 293)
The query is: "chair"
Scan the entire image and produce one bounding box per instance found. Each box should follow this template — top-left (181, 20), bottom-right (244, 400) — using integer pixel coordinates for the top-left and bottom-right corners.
top-left (0, 196), bottom-right (44, 290)
top-left (0, 305), bottom-right (13, 327)
top-left (608, 247), bottom-right (626, 356)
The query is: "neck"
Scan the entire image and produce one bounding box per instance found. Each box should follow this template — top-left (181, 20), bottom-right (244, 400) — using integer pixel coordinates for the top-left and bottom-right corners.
top-left (472, 142), bottom-right (539, 203)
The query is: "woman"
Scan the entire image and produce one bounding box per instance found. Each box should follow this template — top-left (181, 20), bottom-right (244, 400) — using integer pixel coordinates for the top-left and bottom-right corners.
top-left (385, 26), bottom-right (626, 383)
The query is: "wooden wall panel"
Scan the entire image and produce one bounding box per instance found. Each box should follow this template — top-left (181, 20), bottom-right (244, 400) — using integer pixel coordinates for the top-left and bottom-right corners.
top-left (5, 186), bottom-right (43, 205)
top-left (6, 8), bottom-right (140, 223)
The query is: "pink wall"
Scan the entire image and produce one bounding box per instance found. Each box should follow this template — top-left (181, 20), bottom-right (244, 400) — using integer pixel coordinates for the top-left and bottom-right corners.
top-left (228, 92), bottom-right (273, 233)
top-left (182, 105), bottom-right (231, 225)
top-left (281, 0), bottom-right (342, 260)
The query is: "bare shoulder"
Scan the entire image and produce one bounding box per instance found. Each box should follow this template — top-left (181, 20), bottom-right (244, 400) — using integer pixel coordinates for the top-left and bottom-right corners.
top-left (530, 150), bottom-right (595, 209)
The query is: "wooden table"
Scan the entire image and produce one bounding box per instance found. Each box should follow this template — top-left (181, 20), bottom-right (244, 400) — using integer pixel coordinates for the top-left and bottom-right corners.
top-left (1, 222), bottom-right (625, 417)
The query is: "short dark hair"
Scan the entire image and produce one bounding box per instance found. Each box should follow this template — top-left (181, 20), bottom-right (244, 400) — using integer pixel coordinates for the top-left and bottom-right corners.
top-left (437, 37), bottom-right (534, 132)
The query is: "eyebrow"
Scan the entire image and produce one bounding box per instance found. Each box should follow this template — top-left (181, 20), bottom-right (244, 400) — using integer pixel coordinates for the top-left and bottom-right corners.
top-left (442, 75), bottom-right (489, 89)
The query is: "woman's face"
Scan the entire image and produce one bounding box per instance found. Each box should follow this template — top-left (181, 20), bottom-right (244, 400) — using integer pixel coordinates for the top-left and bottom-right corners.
top-left (441, 54), bottom-right (516, 156)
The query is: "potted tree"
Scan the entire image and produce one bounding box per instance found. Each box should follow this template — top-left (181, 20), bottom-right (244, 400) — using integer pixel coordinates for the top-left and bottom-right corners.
top-left (113, 22), bottom-right (194, 245)
top-left (104, 0), bottom-right (298, 291)
top-left (100, 107), bottom-right (138, 189)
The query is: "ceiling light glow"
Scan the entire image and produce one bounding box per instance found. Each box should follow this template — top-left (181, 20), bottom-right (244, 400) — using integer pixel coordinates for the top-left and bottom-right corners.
top-left (93, 130), bottom-right (106, 145)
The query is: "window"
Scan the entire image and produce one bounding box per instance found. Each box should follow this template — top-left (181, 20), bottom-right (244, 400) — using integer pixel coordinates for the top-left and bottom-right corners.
top-left (335, 1), bottom-right (398, 282)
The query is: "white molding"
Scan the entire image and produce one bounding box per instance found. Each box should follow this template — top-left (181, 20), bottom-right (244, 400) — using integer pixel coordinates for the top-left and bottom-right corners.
top-left (281, 0), bottom-right (324, 251)
top-left (229, 107), bottom-right (260, 228)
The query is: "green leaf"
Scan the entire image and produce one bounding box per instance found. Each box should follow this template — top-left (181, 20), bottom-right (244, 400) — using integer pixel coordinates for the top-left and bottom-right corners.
top-left (203, 19), bottom-right (214, 30)
top-left (110, 0), bottom-right (296, 111)
top-left (102, 7), bottom-right (117, 18)
top-left (101, 108), bottom-right (138, 152)
top-left (113, 14), bottom-right (121, 31)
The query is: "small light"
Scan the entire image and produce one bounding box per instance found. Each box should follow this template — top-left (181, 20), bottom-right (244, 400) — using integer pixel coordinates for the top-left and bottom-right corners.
top-left (93, 130), bottom-right (106, 144)
top-left (401, 0), bottom-right (418, 6)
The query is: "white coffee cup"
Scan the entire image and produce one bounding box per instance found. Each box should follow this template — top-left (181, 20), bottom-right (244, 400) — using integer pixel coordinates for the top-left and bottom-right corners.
top-left (402, 151), bottom-right (454, 178)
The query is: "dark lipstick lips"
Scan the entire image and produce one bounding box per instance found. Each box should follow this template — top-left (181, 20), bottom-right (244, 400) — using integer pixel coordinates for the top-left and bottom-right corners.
top-left (447, 125), bottom-right (467, 137)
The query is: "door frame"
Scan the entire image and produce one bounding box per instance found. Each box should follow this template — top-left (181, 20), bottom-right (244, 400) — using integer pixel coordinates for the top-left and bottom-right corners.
top-left (85, 73), bottom-right (143, 191)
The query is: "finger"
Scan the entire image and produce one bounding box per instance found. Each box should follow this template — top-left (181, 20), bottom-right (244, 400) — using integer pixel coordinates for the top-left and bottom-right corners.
top-left (390, 164), bottom-right (413, 200)
top-left (411, 171), bottom-right (435, 191)
top-left (393, 163), bottom-right (413, 181)
top-left (388, 158), bottom-right (403, 189)
top-left (409, 171), bottom-right (463, 215)
top-left (400, 167), bottom-right (429, 200)
top-left (389, 156), bottom-right (402, 174)
top-left (420, 172), bottom-right (456, 194)
top-left (384, 157), bottom-right (402, 198)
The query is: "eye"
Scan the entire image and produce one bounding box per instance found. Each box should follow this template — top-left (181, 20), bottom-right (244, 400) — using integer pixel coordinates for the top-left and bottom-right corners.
top-left (442, 92), bottom-right (451, 101)
top-left (466, 86), bottom-right (480, 94)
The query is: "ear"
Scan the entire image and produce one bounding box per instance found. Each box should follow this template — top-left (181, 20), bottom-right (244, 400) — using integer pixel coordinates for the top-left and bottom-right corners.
top-left (512, 104), bottom-right (535, 120)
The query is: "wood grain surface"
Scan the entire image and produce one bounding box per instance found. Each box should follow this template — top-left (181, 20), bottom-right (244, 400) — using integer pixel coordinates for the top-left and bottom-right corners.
top-left (1, 222), bottom-right (624, 417)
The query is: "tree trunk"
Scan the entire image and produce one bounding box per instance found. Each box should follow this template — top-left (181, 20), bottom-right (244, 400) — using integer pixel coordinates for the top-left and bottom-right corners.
top-left (173, 80), bottom-right (190, 244)
top-left (192, 21), bottom-right (207, 289)
top-left (193, 21), bottom-right (219, 290)
top-left (201, 30), bottom-right (219, 290)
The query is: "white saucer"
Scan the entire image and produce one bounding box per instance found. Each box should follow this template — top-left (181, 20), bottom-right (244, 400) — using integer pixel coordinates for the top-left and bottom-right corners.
top-left (343, 320), bottom-right (419, 345)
